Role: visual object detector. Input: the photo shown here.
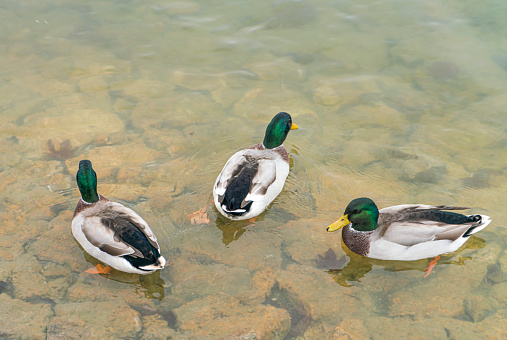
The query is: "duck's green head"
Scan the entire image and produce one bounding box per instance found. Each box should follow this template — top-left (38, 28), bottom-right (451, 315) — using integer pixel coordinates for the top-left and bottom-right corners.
top-left (262, 112), bottom-right (299, 149)
top-left (76, 160), bottom-right (99, 203)
top-left (326, 197), bottom-right (379, 232)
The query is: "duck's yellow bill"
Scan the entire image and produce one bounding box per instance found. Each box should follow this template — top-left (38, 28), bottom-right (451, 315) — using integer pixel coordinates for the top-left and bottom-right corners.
top-left (326, 214), bottom-right (350, 232)
top-left (290, 123), bottom-right (299, 130)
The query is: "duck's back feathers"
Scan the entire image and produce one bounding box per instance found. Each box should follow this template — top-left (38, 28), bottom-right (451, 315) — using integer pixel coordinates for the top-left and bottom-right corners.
top-left (81, 215), bottom-right (135, 257)
top-left (99, 212), bottom-right (161, 269)
top-left (217, 155), bottom-right (276, 213)
top-left (213, 143), bottom-right (289, 220)
top-left (72, 198), bottom-right (165, 273)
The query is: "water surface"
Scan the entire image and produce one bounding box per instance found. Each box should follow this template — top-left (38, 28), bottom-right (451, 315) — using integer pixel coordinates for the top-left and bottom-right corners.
top-left (0, 0), bottom-right (506, 338)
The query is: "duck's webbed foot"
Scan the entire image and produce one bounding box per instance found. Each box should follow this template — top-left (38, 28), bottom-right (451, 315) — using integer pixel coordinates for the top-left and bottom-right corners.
top-left (423, 255), bottom-right (440, 278)
top-left (85, 264), bottom-right (113, 274)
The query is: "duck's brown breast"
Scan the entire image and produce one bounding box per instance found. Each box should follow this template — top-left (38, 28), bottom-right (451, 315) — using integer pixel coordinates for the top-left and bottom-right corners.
top-left (73, 195), bottom-right (109, 218)
top-left (342, 225), bottom-right (373, 257)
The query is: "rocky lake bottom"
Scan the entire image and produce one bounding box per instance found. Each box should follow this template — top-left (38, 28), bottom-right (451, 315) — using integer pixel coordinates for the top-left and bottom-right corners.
top-left (0, 0), bottom-right (506, 339)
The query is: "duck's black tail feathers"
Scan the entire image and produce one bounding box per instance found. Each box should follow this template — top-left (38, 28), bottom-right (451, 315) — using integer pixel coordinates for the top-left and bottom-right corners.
top-left (462, 215), bottom-right (491, 238)
top-left (221, 167), bottom-right (256, 215)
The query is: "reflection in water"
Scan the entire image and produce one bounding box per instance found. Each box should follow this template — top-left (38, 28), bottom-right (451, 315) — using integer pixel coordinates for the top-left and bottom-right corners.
top-left (82, 252), bottom-right (167, 300)
top-left (214, 205), bottom-right (297, 246)
top-left (317, 249), bottom-right (373, 287)
top-left (214, 214), bottom-right (252, 246)
top-left (319, 236), bottom-right (487, 287)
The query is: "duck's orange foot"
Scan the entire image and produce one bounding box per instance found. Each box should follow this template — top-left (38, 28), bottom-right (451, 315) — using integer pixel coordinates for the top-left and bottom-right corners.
top-left (187, 202), bottom-right (212, 224)
top-left (248, 217), bottom-right (257, 225)
top-left (85, 264), bottom-right (113, 274)
top-left (423, 255), bottom-right (440, 278)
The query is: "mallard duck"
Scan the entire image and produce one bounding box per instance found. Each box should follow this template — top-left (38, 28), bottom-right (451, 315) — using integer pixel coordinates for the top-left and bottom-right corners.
top-left (326, 197), bottom-right (491, 261)
top-left (213, 112), bottom-right (299, 220)
top-left (72, 160), bottom-right (166, 274)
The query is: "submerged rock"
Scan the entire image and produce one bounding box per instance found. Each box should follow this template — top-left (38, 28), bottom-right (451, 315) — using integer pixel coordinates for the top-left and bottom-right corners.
top-left (364, 316), bottom-right (451, 339)
top-left (28, 211), bottom-right (83, 270)
top-left (265, 0), bottom-right (317, 29)
top-left (277, 219), bottom-right (339, 268)
top-left (54, 301), bottom-right (142, 338)
top-left (169, 256), bottom-right (253, 303)
top-left (275, 264), bottom-right (372, 324)
top-left (47, 317), bottom-right (92, 340)
top-left (485, 261), bottom-right (503, 284)
top-left (463, 295), bottom-right (496, 323)
top-left (152, 1), bottom-right (201, 15)
top-left (131, 91), bottom-right (221, 131)
top-left (121, 78), bottom-right (174, 101)
top-left (428, 61), bottom-right (460, 81)
top-left (21, 108), bottom-right (124, 157)
top-left (174, 292), bottom-right (291, 339)
top-left (388, 257), bottom-right (489, 321)
top-left (65, 143), bottom-right (164, 179)
top-left (11, 254), bottom-right (52, 300)
top-left (140, 314), bottom-right (181, 340)
top-left (313, 86), bottom-right (342, 106)
top-left (170, 69), bottom-right (223, 91)
top-left (233, 86), bottom-right (316, 121)
top-left (0, 294), bottom-right (53, 340)
top-left (333, 318), bottom-right (370, 340)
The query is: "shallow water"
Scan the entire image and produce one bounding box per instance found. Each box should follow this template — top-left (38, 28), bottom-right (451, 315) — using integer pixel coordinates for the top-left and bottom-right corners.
top-left (0, 0), bottom-right (506, 338)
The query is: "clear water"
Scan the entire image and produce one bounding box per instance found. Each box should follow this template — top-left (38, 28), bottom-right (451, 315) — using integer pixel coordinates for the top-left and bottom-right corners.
top-left (0, 0), bottom-right (506, 338)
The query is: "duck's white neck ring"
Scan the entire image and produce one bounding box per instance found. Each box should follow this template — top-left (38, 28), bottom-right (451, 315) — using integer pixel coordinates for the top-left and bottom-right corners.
top-left (80, 194), bottom-right (101, 205)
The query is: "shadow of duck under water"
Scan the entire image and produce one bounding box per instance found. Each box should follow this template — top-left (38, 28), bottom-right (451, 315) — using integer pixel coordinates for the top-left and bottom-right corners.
top-left (214, 205), bottom-right (297, 246)
top-left (81, 252), bottom-right (168, 300)
top-left (316, 235), bottom-right (488, 287)
top-left (214, 214), bottom-right (255, 246)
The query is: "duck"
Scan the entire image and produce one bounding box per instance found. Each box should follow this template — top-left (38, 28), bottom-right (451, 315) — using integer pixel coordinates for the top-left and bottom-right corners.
top-left (213, 112), bottom-right (299, 220)
top-left (72, 160), bottom-right (166, 274)
top-left (326, 197), bottom-right (491, 261)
